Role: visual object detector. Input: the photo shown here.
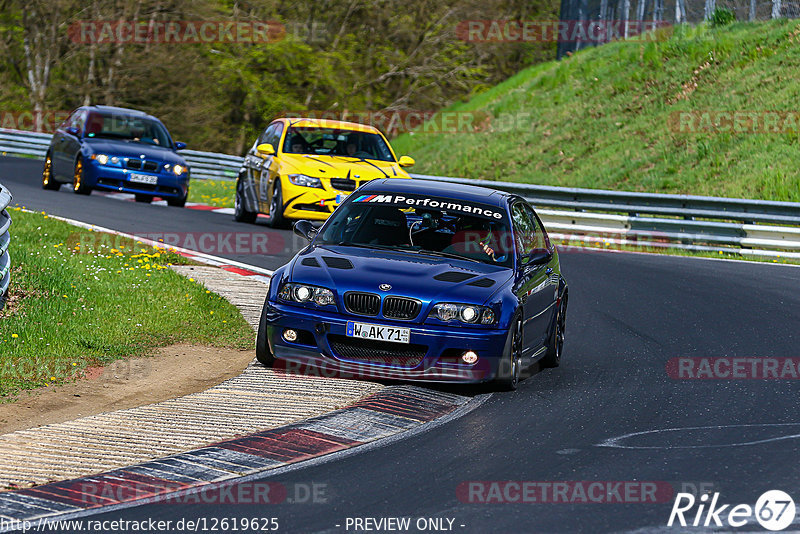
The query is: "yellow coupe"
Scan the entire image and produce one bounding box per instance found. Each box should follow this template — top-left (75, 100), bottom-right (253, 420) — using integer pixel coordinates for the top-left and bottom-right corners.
top-left (234, 118), bottom-right (415, 227)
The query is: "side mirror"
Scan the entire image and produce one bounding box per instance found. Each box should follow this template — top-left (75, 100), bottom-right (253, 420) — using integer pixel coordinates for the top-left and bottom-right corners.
top-left (256, 143), bottom-right (275, 157)
top-left (294, 220), bottom-right (319, 242)
top-left (528, 249), bottom-right (553, 266)
top-left (174, 141), bottom-right (187, 150)
top-left (65, 126), bottom-right (80, 137)
top-left (398, 155), bottom-right (415, 168)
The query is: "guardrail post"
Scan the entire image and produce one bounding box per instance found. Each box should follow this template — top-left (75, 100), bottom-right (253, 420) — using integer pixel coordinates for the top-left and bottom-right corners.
top-left (0, 183), bottom-right (12, 311)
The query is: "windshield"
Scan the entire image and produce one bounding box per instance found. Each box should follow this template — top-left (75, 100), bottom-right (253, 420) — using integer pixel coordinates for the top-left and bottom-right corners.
top-left (318, 192), bottom-right (514, 267)
top-left (84, 112), bottom-right (172, 148)
top-left (282, 126), bottom-right (395, 162)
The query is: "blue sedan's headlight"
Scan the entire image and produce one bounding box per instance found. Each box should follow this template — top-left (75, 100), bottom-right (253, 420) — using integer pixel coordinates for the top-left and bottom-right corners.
top-left (91, 154), bottom-right (109, 165)
top-left (288, 174), bottom-right (323, 188)
top-left (430, 303), bottom-right (496, 325)
top-left (279, 283), bottom-right (335, 307)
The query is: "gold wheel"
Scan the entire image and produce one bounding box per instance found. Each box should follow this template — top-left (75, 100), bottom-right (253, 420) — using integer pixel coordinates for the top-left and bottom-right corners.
top-left (73, 159), bottom-right (83, 192)
top-left (42, 155), bottom-right (59, 190)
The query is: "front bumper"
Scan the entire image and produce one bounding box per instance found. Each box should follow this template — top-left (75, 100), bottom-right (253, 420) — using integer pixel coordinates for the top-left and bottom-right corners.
top-left (281, 185), bottom-right (351, 221)
top-left (85, 161), bottom-right (189, 199)
top-left (263, 301), bottom-right (508, 383)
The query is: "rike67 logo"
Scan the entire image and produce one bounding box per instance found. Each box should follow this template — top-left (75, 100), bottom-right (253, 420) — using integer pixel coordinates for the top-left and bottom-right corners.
top-left (668, 490), bottom-right (796, 531)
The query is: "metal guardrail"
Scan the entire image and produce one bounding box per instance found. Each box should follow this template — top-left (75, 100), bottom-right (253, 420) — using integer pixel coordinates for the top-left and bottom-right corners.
top-left (0, 129), bottom-right (242, 181)
top-left (1, 127), bottom-right (799, 258)
top-left (410, 173), bottom-right (800, 258)
top-left (0, 183), bottom-right (12, 310)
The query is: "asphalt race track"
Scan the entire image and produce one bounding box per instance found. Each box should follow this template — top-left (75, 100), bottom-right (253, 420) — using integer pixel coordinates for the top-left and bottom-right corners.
top-left (4, 154), bottom-right (800, 532)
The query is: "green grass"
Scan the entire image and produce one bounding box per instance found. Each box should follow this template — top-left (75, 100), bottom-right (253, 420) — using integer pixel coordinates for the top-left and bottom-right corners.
top-left (188, 179), bottom-right (235, 208)
top-left (391, 20), bottom-right (800, 201)
top-left (0, 208), bottom-right (254, 399)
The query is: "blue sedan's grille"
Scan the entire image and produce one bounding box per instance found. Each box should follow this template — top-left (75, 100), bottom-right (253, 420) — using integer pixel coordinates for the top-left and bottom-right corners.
top-left (344, 292), bottom-right (380, 316)
top-left (125, 159), bottom-right (159, 172)
top-left (383, 297), bottom-right (421, 320)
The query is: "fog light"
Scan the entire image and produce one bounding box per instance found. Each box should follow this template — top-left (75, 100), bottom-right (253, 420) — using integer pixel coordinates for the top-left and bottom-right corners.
top-left (283, 329), bottom-right (298, 342)
top-left (461, 351), bottom-right (478, 365)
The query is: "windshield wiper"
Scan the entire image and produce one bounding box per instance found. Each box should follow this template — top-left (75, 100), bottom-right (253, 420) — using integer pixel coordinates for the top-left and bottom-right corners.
top-left (333, 242), bottom-right (409, 252)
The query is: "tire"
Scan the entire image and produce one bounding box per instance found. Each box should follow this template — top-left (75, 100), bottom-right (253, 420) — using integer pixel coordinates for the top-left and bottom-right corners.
top-left (234, 179), bottom-right (257, 223)
top-left (135, 194), bottom-right (153, 203)
top-left (541, 292), bottom-right (567, 368)
top-left (42, 153), bottom-right (59, 190)
top-left (496, 315), bottom-right (523, 391)
top-left (268, 180), bottom-right (287, 228)
top-left (72, 157), bottom-right (92, 195)
top-left (167, 194), bottom-right (187, 208)
top-left (255, 313), bottom-right (275, 367)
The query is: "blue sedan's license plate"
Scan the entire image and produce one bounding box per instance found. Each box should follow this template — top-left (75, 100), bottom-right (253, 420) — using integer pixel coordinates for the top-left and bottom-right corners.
top-left (129, 173), bottom-right (158, 185)
top-left (346, 321), bottom-right (410, 344)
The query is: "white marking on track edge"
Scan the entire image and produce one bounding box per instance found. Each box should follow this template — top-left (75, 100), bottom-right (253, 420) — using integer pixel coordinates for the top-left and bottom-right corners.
top-left (19, 208), bottom-right (274, 277)
top-left (598, 422), bottom-right (800, 449)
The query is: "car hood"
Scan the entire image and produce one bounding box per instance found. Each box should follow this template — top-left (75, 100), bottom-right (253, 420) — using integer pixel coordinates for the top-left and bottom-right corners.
top-left (280, 154), bottom-right (411, 180)
top-left (83, 139), bottom-right (186, 165)
top-left (289, 245), bottom-right (512, 310)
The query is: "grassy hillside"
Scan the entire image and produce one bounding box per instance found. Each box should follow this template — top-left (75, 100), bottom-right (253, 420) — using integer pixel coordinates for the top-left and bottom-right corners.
top-left (391, 20), bottom-right (800, 201)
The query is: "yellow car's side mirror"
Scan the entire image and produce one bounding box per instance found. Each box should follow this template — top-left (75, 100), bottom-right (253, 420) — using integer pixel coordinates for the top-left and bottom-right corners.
top-left (256, 143), bottom-right (275, 157)
top-left (398, 155), bottom-right (415, 168)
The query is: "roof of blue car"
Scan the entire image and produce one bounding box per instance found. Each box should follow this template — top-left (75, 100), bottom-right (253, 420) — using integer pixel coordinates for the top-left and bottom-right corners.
top-left (86, 105), bottom-right (151, 118)
top-left (362, 178), bottom-right (511, 208)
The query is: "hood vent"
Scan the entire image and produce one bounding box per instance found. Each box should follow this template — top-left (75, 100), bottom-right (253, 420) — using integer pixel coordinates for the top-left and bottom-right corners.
top-left (433, 271), bottom-right (476, 283)
top-left (467, 278), bottom-right (495, 288)
top-left (300, 257), bottom-right (320, 267)
top-left (322, 256), bottom-right (354, 270)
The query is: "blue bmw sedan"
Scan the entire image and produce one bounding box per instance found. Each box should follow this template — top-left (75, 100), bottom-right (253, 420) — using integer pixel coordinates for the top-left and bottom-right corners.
top-left (41, 105), bottom-right (190, 206)
top-left (257, 178), bottom-right (568, 390)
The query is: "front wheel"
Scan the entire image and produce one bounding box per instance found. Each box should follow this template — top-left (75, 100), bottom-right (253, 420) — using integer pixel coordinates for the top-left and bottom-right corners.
top-left (541, 293), bottom-right (567, 368)
top-left (42, 153), bottom-right (59, 190)
top-left (255, 314), bottom-right (275, 367)
top-left (496, 317), bottom-right (523, 391)
top-left (234, 179), bottom-right (257, 223)
top-left (268, 181), bottom-right (287, 229)
top-left (72, 157), bottom-right (92, 195)
top-left (167, 194), bottom-right (187, 207)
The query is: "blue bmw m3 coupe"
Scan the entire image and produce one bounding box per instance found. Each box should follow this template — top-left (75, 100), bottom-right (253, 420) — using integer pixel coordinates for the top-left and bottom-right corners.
top-left (257, 178), bottom-right (568, 390)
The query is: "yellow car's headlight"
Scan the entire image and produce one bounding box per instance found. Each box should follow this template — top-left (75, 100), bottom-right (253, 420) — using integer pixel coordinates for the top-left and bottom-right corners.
top-left (288, 174), bottom-right (323, 189)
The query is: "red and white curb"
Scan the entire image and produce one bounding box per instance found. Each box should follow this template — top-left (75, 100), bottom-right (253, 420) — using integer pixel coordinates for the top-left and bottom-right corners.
top-left (0, 386), bottom-right (480, 527)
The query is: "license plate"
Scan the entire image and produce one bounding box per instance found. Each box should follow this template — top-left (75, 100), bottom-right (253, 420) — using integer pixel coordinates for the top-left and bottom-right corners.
top-left (129, 173), bottom-right (158, 185)
top-left (346, 321), bottom-right (410, 344)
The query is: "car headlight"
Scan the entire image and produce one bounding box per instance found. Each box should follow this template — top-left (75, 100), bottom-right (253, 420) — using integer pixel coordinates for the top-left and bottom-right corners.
top-left (278, 283), bottom-right (335, 307)
top-left (430, 303), bottom-right (497, 325)
top-left (91, 154), bottom-right (109, 165)
top-left (172, 164), bottom-right (186, 176)
top-left (288, 174), bottom-right (323, 188)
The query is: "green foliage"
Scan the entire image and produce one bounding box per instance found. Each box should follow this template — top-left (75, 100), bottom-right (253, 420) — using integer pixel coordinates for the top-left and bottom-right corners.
top-left (0, 0), bottom-right (559, 154)
top-left (710, 8), bottom-right (736, 27)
